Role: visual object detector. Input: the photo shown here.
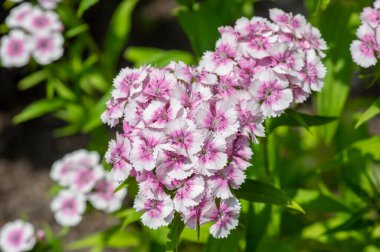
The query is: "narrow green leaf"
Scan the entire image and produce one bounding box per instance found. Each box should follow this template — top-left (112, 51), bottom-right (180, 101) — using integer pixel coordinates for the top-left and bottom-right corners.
top-left (104, 0), bottom-right (138, 67)
top-left (77, 0), bottom-right (99, 17)
top-left (355, 98), bottom-right (380, 128)
top-left (18, 70), bottom-right (47, 90)
top-left (66, 24), bottom-right (89, 38)
top-left (124, 47), bottom-right (195, 67)
top-left (348, 136), bottom-right (380, 161)
top-left (166, 214), bottom-right (185, 251)
top-left (268, 111), bottom-right (336, 133)
top-left (245, 204), bottom-right (271, 252)
top-left (204, 229), bottom-right (240, 252)
top-left (235, 179), bottom-right (305, 214)
top-left (13, 99), bottom-right (66, 124)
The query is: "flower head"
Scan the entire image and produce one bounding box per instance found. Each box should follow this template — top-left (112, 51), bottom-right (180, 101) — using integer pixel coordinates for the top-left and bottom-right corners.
top-left (0, 30), bottom-right (31, 67)
top-left (51, 190), bottom-right (86, 227)
top-left (0, 220), bottom-right (36, 252)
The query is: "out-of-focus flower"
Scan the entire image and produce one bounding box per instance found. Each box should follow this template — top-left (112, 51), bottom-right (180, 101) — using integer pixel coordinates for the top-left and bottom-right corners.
top-left (0, 220), bottom-right (36, 252)
top-left (88, 174), bottom-right (127, 213)
top-left (0, 30), bottom-right (31, 67)
top-left (32, 32), bottom-right (64, 65)
top-left (1, 2), bottom-right (64, 68)
top-left (50, 190), bottom-right (86, 227)
top-left (37, 0), bottom-right (62, 10)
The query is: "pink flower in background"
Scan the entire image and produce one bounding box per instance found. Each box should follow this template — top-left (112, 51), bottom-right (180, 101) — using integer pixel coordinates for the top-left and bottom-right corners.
top-left (134, 194), bottom-right (174, 230)
top-left (1, 2), bottom-right (64, 68)
top-left (351, 1), bottom-right (380, 68)
top-left (50, 190), bottom-right (86, 227)
top-left (101, 9), bottom-right (327, 238)
top-left (0, 30), bottom-right (31, 67)
top-left (0, 220), bottom-right (36, 252)
top-left (37, 0), bottom-right (62, 10)
top-left (24, 8), bottom-right (62, 33)
top-left (32, 32), bottom-right (63, 65)
top-left (6, 3), bottom-right (33, 28)
top-left (88, 174), bottom-right (127, 213)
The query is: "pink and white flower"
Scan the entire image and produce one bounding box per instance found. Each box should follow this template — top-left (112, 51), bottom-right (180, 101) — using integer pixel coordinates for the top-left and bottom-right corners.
top-left (249, 70), bottom-right (293, 117)
top-left (350, 23), bottom-right (379, 68)
top-left (195, 131), bottom-right (228, 176)
top-left (200, 33), bottom-right (238, 75)
top-left (105, 133), bottom-right (133, 182)
top-left (24, 8), bottom-right (62, 33)
top-left (32, 32), bottom-right (63, 65)
top-left (6, 3), bottom-right (33, 29)
top-left (134, 194), bottom-right (174, 230)
top-left (88, 174), bottom-right (127, 213)
top-left (195, 100), bottom-right (239, 138)
top-left (38, 0), bottom-right (62, 10)
top-left (143, 99), bottom-right (185, 129)
top-left (299, 50), bottom-right (326, 92)
top-left (50, 190), bottom-right (86, 227)
top-left (208, 164), bottom-right (246, 199)
top-left (173, 176), bottom-right (205, 211)
top-left (0, 220), bottom-right (36, 252)
top-left (202, 197), bottom-right (241, 239)
top-left (112, 67), bottom-right (147, 99)
top-left (0, 30), bottom-right (31, 67)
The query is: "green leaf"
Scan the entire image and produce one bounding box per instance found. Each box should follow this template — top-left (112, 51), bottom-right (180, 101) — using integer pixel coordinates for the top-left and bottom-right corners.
top-left (235, 179), bottom-right (305, 214)
top-left (245, 204), bottom-right (271, 252)
top-left (268, 111), bottom-right (337, 133)
top-left (116, 209), bottom-right (142, 230)
top-left (66, 24), bottom-right (89, 38)
top-left (104, 0), bottom-right (138, 67)
top-left (81, 88), bottom-right (111, 132)
top-left (204, 229), bottom-right (240, 252)
top-left (294, 189), bottom-right (351, 213)
top-left (176, 0), bottom-right (250, 58)
top-left (18, 70), bottom-right (47, 90)
top-left (355, 98), bottom-right (380, 128)
top-left (50, 78), bottom-right (76, 101)
top-left (13, 99), bottom-right (66, 124)
top-left (166, 214), bottom-right (185, 251)
top-left (348, 136), bottom-right (380, 160)
top-left (68, 226), bottom-right (139, 250)
top-left (77, 0), bottom-right (99, 17)
top-left (124, 47), bottom-right (195, 67)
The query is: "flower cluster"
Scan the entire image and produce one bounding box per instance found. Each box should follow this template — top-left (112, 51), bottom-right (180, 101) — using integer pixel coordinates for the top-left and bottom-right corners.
top-left (0, 1), bottom-right (64, 67)
top-left (101, 9), bottom-right (327, 238)
top-left (0, 220), bottom-right (36, 252)
top-left (50, 149), bottom-right (127, 227)
top-left (350, 0), bottom-right (380, 68)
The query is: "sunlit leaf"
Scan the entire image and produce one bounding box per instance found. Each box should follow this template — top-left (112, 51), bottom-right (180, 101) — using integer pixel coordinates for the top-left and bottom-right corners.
top-left (18, 70), bottom-right (47, 90)
top-left (355, 98), bottom-right (380, 128)
top-left (166, 214), bottom-right (185, 251)
top-left (235, 179), bottom-right (305, 214)
top-left (13, 99), bottom-right (66, 124)
top-left (348, 136), bottom-right (380, 160)
top-left (104, 0), bottom-right (138, 67)
top-left (77, 0), bottom-right (99, 17)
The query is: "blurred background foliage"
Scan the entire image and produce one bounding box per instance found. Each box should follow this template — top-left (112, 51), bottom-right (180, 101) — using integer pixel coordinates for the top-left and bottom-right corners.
top-left (1, 0), bottom-right (380, 251)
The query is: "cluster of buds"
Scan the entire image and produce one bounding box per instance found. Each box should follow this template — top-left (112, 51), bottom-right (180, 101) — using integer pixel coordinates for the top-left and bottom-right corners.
top-left (0, 220), bottom-right (36, 252)
top-left (50, 150), bottom-right (127, 227)
top-left (0, 1), bottom-right (64, 67)
top-left (350, 0), bottom-right (380, 68)
top-left (101, 9), bottom-right (327, 238)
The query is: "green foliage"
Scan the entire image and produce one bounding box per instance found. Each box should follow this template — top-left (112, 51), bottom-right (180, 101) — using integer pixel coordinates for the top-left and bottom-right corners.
top-left (355, 98), bottom-right (380, 128)
top-left (77, 0), bottom-right (100, 17)
top-left (13, 99), bottom-right (66, 124)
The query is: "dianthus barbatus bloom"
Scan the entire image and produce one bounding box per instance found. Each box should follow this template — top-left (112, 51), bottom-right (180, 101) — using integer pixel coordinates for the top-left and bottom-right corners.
top-left (1, 2), bottom-right (64, 67)
top-left (351, 1), bottom-right (380, 68)
top-left (102, 9), bottom-right (327, 238)
top-left (0, 220), bottom-right (36, 252)
top-left (50, 149), bottom-right (127, 227)
top-left (50, 190), bottom-right (86, 227)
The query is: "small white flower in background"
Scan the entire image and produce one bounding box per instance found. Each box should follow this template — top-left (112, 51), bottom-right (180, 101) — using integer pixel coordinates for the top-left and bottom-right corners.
top-left (50, 149), bottom-right (127, 227)
top-left (37, 0), bottom-right (62, 10)
top-left (32, 32), bottom-right (64, 65)
top-left (50, 190), bottom-right (86, 227)
top-left (0, 30), bottom-right (32, 67)
top-left (1, 1), bottom-right (64, 67)
top-left (88, 174), bottom-right (127, 213)
top-left (0, 220), bottom-right (36, 252)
